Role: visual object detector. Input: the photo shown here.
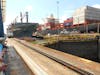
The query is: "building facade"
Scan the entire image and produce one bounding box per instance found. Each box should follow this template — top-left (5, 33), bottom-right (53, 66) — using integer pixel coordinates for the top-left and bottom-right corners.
top-left (63, 17), bottom-right (73, 28)
top-left (0, 0), bottom-right (6, 37)
top-left (73, 6), bottom-right (100, 25)
top-left (1, 0), bottom-right (6, 22)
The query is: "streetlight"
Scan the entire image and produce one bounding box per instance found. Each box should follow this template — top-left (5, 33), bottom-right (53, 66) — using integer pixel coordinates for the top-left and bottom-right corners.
top-left (57, 1), bottom-right (59, 22)
top-left (57, 1), bottom-right (59, 41)
top-left (57, 1), bottom-right (59, 34)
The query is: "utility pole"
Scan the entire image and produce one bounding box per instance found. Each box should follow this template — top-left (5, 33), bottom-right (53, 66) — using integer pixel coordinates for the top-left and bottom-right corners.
top-left (86, 25), bottom-right (88, 33)
top-left (85, 22), bottom-right (88, 33)
top-left (97, 23), bottom-right (100, 33)
top-left (96, 35), bottom-right (100, 61)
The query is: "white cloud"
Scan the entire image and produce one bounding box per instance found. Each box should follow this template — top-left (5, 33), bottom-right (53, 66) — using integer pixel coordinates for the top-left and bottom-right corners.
top-left (4, 14), bottom-right (17, 25)
top-left (25, 5), bottom-right (33, 11)
top-left (60, 14), bottom-right (67, 22)
top-left (3, 14), bottom-right (16, 33)
top-left (93, 4), bottom-right (100, 9)
top-left (60, 10), bottom-right (74, 22)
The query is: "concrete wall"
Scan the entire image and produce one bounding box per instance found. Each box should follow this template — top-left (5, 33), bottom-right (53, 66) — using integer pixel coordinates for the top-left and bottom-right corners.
top-left (46, 40), bottom-right (99, 62)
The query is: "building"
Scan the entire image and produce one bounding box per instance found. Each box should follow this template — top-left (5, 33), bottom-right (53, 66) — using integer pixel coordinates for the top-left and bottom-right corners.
top-left (37, 14), bottom-right (59, 31)
top-left (62, 6), bottom-right (100, 33)
top-left (1, 0), bottom-right (6, 22)
top-left (63, 17), bottom-right (73, 27)
top-left (38, 6), bottom-right (100, 34)
top-left (0, 0), bottom-right (6, 37)
top-left (73, 6), bottom-right (100, 25)
top-left (46, 14), bottom-right (59, 30)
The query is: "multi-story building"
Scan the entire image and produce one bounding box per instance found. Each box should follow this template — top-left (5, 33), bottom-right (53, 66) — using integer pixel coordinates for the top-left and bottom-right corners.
top-left (38, 6), bottom-right (100, 33)
top-left (1, 0), bottom-right (6, 22)
top-left (63, 6), bottom-right (100, 32)
top-left (0, 0), bottom-right (6, 37)
top-left (73, 6), bottom-right (100, 25)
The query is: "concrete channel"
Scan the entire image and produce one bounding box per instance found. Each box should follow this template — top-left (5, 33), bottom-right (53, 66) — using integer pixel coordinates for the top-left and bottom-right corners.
top-left (7, 38), bottom-right (100, 75)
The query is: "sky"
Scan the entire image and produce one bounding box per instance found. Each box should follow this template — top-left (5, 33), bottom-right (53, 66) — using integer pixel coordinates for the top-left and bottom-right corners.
top-left (4, 0), bottom-right (100, 33)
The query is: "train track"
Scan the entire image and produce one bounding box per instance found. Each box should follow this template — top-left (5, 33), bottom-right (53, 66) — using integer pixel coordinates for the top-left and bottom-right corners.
top-left (14, 39), bottom-right (94, 75)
